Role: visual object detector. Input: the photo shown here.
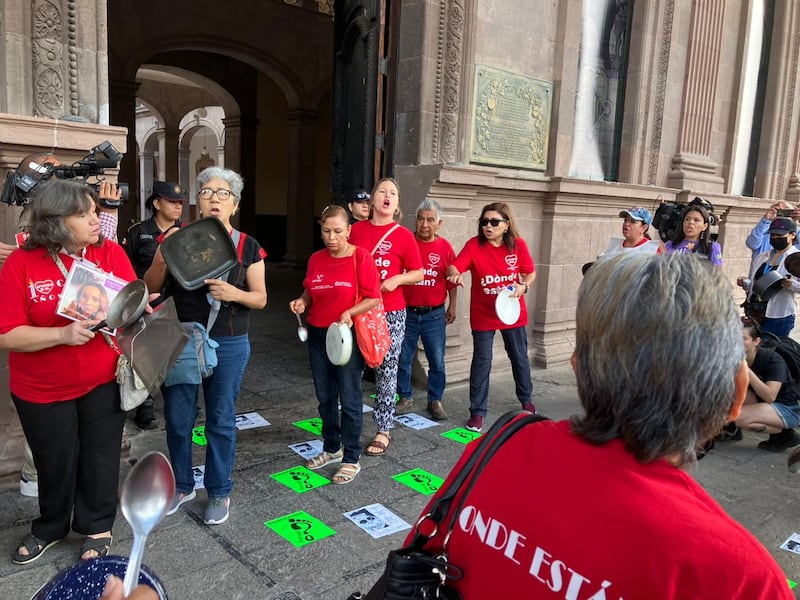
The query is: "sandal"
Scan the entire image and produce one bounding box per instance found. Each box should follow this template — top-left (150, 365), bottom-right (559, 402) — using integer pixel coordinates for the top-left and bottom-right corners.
top-left (80, 535), bottom-right (112, 561)
top-left (332, 462), bottom-right (361, 485)
top-left (13, 533), bottom-right (61, 565)
top-left (365, 432), bottom-right (391, 456)
top-left (306, 449), bottom-right (343, 470)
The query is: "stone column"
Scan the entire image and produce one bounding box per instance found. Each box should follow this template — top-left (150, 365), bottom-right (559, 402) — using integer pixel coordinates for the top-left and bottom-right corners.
top-left (667, 0), bottom-right (726, 192)
top-left (284, 110), bottom-right (318, 266)
top-left (772, 3), bottom-right (800, 203)
top-left (156, 126), bottom-right (180, 182)
top-left (109, 78), bottom-right (140, 228)
top-left (138, 150), bottom-right (155, 222)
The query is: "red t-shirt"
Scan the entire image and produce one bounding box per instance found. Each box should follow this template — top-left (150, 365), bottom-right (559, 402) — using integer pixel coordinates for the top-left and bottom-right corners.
top-left (0, 242), bottom-right (136, 403)
top-left (452, 236), bottom-right (535, 331)
top-left (303, 246), bottom-right (381, 328)
top-left (349, 221), bottom-right (423, 312)
top-left (409, 419), bottom-right (792, 599)
top-left (403, 236), bottom-right (456, 308)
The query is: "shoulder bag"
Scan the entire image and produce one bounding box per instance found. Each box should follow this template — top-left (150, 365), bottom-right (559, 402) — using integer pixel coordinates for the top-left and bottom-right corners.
top-left (352, 229), bottom-right (398, 367)
top-left (348, 410), bottom-right (549, 600)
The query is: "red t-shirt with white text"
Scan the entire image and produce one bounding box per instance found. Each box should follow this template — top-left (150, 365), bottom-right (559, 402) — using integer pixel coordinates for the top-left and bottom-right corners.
top-left (0, 242), bottom-right (136, 403)
top-left (452, 236), bottom-right (534, 330)
top-left (349, 221), bottom-right (423, 312)
top-left (303, 246), bottom-right (381, 328)
top-left (408, 419), bottom-right (792, 600)
top-left (403, 236), bottom-right (456, 307)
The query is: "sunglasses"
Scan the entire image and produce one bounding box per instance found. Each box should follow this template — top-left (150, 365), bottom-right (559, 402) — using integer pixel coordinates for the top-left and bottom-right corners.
top-left (480, 218), bottom-right (508, 227)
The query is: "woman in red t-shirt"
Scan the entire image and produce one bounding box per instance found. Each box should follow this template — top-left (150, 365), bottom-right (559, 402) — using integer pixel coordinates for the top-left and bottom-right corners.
top-left (290, 205), bottom-right (381, 483)
top-left (0, 179), bottom-right (136, 564)
top-left (349, 178), bottom-right (423, 456)
top-left (446, 202), bottom-right (536, 432)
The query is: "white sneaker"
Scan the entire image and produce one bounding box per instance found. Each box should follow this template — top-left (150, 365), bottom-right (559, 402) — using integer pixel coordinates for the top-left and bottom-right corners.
top-left (20, 476), bottom-right (38, 498)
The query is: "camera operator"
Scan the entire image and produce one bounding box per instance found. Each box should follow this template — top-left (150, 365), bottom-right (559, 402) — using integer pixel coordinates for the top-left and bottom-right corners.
top-left (0, 152), bottom-right (123, 499)
top-left (745, 201), bottom-right (795, 265)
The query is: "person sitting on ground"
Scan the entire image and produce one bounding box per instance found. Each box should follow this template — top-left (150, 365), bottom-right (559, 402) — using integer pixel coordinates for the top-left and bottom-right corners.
top-left (403, 253), bottom-right (791, 598)
top-left (719, 324), bottom-right (800, 452)
top-left (396, 198), bottom-right (458, 421)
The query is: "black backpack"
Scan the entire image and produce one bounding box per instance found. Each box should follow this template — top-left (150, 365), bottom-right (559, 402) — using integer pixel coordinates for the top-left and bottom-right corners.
top-left (759, 333), bottom-right (800, 399)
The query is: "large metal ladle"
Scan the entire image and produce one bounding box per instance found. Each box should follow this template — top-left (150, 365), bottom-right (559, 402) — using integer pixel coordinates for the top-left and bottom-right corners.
top-left (120, 451), bottom-right (176, 597)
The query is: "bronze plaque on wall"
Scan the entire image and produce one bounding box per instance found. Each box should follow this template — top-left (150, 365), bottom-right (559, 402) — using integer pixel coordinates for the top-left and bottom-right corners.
top-left (470, 65), bottom-right (552, 171)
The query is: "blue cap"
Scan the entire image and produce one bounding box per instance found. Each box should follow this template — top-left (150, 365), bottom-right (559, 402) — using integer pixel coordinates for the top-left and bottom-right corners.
top-left (619, 206), bottom-right (652, 226)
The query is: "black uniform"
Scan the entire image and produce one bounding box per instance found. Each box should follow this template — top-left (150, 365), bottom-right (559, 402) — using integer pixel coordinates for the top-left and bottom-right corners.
top-left (123, 217), bottom-right (181, 279)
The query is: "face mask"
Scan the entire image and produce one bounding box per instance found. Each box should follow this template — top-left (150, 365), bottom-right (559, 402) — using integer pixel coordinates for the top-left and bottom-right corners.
top-left (771, 237), bottom-right (790, 251)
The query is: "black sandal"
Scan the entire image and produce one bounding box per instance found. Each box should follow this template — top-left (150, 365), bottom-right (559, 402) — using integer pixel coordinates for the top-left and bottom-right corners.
top-left (13, 533), bottom-right (60, 565)
top-left (80, 535), bottom-right (112, 561)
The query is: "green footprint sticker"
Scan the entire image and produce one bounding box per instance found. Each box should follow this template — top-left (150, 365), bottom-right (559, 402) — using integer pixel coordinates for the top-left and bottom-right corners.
top-left (441, 427), bottom-right (482, 444)
top-left (270, 466), bottom-right (330, 493)
top-left (265, 510), bottom-right (336, 548)
top-left (192, 426), bottom-right (207, 446)
top-left (292, 418), bottom-right (323, 436)
top-left (393, 468), bottom-right (443, 496)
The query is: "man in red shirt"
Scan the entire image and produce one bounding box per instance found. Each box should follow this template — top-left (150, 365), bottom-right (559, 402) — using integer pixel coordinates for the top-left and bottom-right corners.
top-left (406, 253), bottom-right (792, 599)
top-left (396, 199), bottom-right (458, 420)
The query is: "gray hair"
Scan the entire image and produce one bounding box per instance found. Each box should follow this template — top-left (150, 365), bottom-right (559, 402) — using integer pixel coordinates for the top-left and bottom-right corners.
top-left (416, 198), bottom-right (443, 221)
top-left (570, 252), bottom-right (744, 466)
top-left (197, 167), bottom-right (244, 201)
top-left (24, 179), bottom-right (98, 256)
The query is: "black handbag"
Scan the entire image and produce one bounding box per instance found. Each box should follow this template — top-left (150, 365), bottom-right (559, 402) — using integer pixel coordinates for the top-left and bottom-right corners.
top-left (348, 410), bottom-right (549, 600)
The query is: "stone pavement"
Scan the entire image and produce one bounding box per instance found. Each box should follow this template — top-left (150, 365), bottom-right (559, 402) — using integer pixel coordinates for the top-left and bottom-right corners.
top-left (0, 267), bottom-right (799, 599)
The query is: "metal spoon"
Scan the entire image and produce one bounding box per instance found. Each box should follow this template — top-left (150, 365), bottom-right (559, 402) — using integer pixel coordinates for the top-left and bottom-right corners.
top-left (120, 451), bottom-right (176, 597)
top-left (295, 312), bottom-right (308, 342)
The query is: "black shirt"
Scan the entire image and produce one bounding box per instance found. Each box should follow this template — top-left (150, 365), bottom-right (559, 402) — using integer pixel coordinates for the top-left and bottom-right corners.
top-left (165, 231), bottom-right (266, 338)
top-left (124, 217), bottom-right (181, 279)
top-left (751, 347), bottom-right (799, 406)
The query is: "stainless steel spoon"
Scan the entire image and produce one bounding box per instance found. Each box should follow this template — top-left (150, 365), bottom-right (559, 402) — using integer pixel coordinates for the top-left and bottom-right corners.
top-left (295, 312), bottom-right (309, 342)
top-left (120, 451), bottom-right (176, 597)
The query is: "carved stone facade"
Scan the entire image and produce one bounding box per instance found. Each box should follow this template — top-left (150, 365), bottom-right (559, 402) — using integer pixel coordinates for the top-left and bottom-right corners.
top-left (2, 0), bottom-right (800, 478)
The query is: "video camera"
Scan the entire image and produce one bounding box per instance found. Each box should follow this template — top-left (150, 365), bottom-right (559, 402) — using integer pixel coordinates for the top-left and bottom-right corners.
top-left (653, 196), bottom-right (718, 242)
top-left (1, 141), bottom-right (128, 208)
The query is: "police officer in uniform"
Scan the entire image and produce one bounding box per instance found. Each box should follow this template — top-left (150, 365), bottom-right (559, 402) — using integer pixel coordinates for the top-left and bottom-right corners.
top-left (123, 181), bottom-right (186, 428)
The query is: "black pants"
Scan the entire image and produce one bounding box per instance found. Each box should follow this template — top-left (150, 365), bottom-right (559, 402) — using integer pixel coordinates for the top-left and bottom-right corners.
top-left (13, 380), bottom-right (125, 541)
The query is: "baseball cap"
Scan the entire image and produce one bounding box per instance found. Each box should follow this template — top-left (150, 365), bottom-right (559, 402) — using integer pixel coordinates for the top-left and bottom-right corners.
top-left (619, 206), bottom-right (652, 226)
top-left (146, 181), bottom-right (186, 210)
top-left (768, 217), bottom-right (797, 234)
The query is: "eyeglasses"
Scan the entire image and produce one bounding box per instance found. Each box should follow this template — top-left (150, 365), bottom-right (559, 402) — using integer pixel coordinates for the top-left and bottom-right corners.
top-left (480, 218), bottom-right (508, 227)
top-left (198, 188), bottom-right (234, 201)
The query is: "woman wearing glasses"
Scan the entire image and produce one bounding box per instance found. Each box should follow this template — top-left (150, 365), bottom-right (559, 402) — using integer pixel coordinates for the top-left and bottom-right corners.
top-left (144, 167), bottom-right (267, 526)
top-left (446, 203), bottom-right (535, 432)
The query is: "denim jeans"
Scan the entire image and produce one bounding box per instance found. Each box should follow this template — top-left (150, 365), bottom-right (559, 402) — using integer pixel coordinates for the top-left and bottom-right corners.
top-left (164, 334), bottom-right (250, 498)
top-left (469, 326), bottom-right (532, 416)
top-left (761, 315), bottom-right (796, 338)
top-left (308, 325), bottom-right (365, 463)
top-left (397, 305), bottom-right (446, 402)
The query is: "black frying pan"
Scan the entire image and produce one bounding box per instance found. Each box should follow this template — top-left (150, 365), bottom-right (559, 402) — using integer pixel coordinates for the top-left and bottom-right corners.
top-left (91, 279), bottom-right (149, 332)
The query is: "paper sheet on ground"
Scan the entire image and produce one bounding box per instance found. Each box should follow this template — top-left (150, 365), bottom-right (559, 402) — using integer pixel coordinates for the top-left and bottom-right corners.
top-left (192, 465), bottom-right (205, 490)
top-left (441, 427), bottom-right (482, 444)
top-left (394, 413), bottom-right (438, 430)
top-left (780, 533), bottom-right (800, 555)
top-left (344, 503), bottom-right (411, 539)
top-left (292, 418), bottom-right (323, 436)
top-left (265, 510), bottom-right (336, 548)
top-left (271, 465), bottom-right (329, 493)
top-left (235, 412), bottom-right (270, 430)
top-left (289, 440), bottom-right (324, 460)
top-left (393, 468), bottom-right (443, 496)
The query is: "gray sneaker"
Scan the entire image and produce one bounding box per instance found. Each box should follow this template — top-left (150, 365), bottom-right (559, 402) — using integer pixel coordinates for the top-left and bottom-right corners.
top-left (204, 497), bottom-right (230, 525)
top-left (166, 489), bottom-right (196, 516)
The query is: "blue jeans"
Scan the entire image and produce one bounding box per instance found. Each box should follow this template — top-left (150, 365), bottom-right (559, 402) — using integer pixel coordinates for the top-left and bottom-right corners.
top-left (761, 315), bottom-right (796, 338)
top-left (164, 334), bottom-right (250, 498)
top-left (397, 306), bottom-right (446, 402)
top-left (469, 327), bottom-right (532, 416)
top-left (308, 325), bottom-right (365, 463)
